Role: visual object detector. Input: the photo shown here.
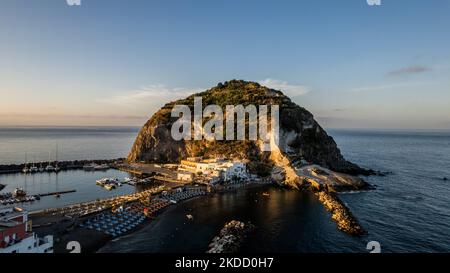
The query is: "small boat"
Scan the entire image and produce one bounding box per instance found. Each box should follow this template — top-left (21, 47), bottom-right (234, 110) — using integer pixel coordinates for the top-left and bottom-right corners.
top-left (12, 188), bottom-right (27, 198)
top-left (22, 153), bottom-right (30, 173)
top-left (96, 178), bottom-right (108, 185)
top-left (83, 163), bottom-right (96, 171)
top-left (94, 164), bottom-right (109, 171)
top-left (54, 144), bottom-right (61, 172)
top-left (262, 192), bottom-right (270, 197)
top-left (45, 151), bottom-right (55, 172)
top-left (104, 184), bottom-right (115, 191)
top-left (38, 165), bottom-right (45, 172)
top-left (30, 164), bottom-right (38, 173)
top-left (45, 164), bottom-right (55, 172)
top-left (186, 214), bottom-right (194, 220)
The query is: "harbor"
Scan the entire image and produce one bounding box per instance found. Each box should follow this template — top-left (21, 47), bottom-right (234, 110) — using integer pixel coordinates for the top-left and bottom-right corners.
top-left (0, 168), bottom-right (137, 212)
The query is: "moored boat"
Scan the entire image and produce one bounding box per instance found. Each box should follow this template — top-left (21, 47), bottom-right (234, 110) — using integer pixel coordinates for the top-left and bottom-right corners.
top-left (12, 188), bottom-right (27, 198)
top-left (30, 164), bottom-right (38, 173)
top-left (83, 163), bottom-right (96, 171)
top-left (45, 164), bottom-right (55, 172)
top-left (94, 164), bottom-right (109, 171)
top-left (104, 184), bottom-right (116, 191)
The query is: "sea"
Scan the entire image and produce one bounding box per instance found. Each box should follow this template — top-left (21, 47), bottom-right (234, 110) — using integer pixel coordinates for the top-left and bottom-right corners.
top-left (1, 127), bottom-right (449, 253)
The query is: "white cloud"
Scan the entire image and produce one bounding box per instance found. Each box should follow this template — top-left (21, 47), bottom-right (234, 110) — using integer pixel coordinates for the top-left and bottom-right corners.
top-left (351, 81), bottom-right (429, 93)
top-left (259, 78), bottom-right (309, 97)
top-left (103, 84), bottom-right (201, 106)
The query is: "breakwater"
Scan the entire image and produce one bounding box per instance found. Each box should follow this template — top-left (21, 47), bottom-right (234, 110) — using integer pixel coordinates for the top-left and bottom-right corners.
top-left (315, 191), bottom-right (366, 236)
top-left (0, 158), bottom-right (125, 174)
top-left (207, 220), bottom-right (255, 253)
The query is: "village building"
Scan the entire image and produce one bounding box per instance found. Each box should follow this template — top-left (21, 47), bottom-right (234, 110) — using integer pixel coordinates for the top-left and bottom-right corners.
top-left (0, 207), bottom-right (53, 253)
top-left (177, 171), bottom-right (194, 182)
top-left (178, 157), bottom-right (248, 184)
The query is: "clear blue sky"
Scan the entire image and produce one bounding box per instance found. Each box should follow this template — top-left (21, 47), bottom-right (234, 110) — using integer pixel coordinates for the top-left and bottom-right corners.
top-left (1, 0), bottom-right (449, 129)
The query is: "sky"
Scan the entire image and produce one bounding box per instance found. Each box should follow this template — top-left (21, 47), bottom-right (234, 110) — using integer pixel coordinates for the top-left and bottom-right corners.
top-left (0, 0), bottom-right (449, 129)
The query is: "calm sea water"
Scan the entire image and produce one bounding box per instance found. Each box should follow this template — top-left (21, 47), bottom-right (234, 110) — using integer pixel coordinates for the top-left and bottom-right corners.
top-left (0, 170), bottom-right (137, 211)
top-left (0, 127), bottom-right (139, 164)
top-left (1, 127), bottom-right (450, 252)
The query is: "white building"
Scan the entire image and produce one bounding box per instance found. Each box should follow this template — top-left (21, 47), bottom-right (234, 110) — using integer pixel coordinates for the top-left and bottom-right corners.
top-left (179, 158), bottom-right (248, 184)
top-left (0, 207), bottom-right (53, 253)
top-left (177, 171), bottom-right (194, 182)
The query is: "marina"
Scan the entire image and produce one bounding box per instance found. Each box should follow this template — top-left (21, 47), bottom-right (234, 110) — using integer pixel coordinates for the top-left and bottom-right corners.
top-left (0, 189), bottom-right (77, 206)
top-left (0, 169), bottom-right (137, 212)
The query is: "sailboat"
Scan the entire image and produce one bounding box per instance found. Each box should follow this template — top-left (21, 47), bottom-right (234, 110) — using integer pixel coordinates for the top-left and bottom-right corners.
top-left (54, 143), bottom-right (61, 172)
top-left (29, 162), bottom-right (38, 173)
top-left (30, 157), bottom-right (38, 173)
top-left (22, 153), bottom-right (30, 173)
top-left (45, 152), bottom-right (55, 172)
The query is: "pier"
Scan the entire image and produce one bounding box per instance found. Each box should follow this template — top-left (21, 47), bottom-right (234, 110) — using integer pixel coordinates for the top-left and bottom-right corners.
top-left (117, 163), bottom-right (190, 187)
top-left (0, 189), bottom-right (77, 206)
top-left (37, 189), bottom-right (77, 197)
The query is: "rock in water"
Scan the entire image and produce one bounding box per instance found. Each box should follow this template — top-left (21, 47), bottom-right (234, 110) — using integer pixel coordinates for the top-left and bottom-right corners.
top-left (128, 80), bottom-right (372, 180)
top-left (207, 220), bottom-right (254, 253)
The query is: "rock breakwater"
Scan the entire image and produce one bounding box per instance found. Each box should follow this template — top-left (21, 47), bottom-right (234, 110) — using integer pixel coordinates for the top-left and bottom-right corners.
top-left (207, 220), bottom-right (254, 253)
top-left (315, 191), bottom-right (366, 236)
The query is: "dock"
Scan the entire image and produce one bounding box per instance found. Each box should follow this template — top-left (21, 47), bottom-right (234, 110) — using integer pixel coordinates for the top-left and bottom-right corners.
top-left (37, 189), bottom-right (77, 197)
top-left (0, 189), bottom-right (77, 206)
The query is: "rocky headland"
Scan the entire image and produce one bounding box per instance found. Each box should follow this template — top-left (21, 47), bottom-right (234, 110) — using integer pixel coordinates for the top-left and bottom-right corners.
top-left (127, 80), bottom-right (374, 236)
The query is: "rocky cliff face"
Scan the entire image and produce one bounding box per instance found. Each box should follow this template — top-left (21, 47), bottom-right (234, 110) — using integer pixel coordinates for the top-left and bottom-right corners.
top-left (128, 80), bottom-right (372, 178)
